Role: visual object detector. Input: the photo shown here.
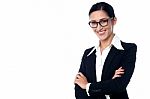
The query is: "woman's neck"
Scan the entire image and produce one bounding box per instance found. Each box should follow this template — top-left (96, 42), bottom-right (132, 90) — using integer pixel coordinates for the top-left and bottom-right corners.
top-left (99, 33), bottom-right (114, 51)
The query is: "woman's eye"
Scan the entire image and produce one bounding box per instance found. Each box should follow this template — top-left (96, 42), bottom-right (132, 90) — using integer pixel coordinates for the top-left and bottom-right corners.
top-left (100, 20), bottom-right (108, 23)
top-left (91, 22), bottom-right (97, 24)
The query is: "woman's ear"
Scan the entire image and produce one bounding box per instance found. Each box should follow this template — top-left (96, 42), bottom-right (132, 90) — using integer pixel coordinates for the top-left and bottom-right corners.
top-left (112, 17), bottom-right (117, 25)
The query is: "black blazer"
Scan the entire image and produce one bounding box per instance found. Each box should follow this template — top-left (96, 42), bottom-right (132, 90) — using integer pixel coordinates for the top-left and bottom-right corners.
top-left (75, 42), bottom-right (137, 99)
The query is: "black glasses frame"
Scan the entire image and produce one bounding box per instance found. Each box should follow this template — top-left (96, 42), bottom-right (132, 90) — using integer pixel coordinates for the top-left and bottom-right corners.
top-left (88, 18), bottom-right (112, 28)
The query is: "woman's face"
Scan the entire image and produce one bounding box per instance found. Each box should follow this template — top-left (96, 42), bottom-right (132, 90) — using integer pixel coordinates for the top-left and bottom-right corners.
top-left (89, 10), bottom-right (116, 42)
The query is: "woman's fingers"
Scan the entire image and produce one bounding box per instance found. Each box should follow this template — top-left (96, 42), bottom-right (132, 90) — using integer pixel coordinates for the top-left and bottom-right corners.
top-left (74, 72), bottom-right (88, 89)
top-left (115, 71), bottom-right (124, 74)
top-left (76, 74), bottom-right (81, 79)
top-left (116, 67), bottom-right (124, 71)
top-left (112, 74), bottom-right (121, 79)
top-left (78, 72), bottom-right (85, 77)
top-left (115, 69), bottom-right (124, 74)
top-left (112, 67), bottom-right (125, 79)
top-left (74, 72), bottom-right (85, 82)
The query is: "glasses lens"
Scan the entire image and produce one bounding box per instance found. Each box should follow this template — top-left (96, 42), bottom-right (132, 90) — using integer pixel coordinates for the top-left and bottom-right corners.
top-left (89, 22), bottom-right (97, 28)
top-left (99, 19), bottom-right (109, 27)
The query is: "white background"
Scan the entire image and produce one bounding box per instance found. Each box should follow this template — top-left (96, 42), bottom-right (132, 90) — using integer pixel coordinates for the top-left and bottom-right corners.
top-left (0, 0), bottom-right (149, 99)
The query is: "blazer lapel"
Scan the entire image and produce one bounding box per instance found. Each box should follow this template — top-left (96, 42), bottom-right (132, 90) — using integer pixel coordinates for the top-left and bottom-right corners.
top-left (86, 50), bottom-right (97, 82)
top-left (101, 46), bottom-right (119, 81)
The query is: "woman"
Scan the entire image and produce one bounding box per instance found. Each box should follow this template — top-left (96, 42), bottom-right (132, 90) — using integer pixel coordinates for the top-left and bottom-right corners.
top-left (74, 2), bottom-right (137, 99)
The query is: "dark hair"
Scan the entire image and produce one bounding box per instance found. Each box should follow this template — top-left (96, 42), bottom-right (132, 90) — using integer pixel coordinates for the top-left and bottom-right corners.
top-left (89, 2), bottom-right (115, 18)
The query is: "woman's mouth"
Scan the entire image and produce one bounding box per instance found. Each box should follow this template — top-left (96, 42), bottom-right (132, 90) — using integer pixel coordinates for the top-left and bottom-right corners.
top-left (97, 30), bottom-right (106, 35)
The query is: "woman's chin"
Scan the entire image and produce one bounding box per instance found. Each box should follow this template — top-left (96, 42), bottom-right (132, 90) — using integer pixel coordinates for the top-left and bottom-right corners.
top-left (98, 35), bottom-right (106, 41)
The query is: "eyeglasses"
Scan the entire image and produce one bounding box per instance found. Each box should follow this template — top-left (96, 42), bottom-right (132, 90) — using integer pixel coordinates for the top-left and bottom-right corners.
top-left (88, 18), bottom-right (112, 28)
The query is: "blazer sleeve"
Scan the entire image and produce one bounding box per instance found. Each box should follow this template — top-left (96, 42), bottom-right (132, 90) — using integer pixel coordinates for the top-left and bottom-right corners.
top-left (74, 50), bottom-right (89, 99)
top-left (88, 44), bottom-right (137, 96)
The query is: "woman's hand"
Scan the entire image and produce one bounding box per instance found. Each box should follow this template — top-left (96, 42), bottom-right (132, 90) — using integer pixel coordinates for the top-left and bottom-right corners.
top-left (74, 72), bottom-right (88, 89)
top-left (112, 67), bottom-right (124, 79)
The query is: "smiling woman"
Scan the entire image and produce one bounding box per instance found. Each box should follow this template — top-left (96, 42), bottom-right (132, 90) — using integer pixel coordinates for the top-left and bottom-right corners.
top-left (74, 2), bottom-right (137, 99)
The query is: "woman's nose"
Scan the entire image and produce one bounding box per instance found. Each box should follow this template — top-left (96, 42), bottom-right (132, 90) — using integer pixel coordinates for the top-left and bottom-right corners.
top-left (96, 24), bottom-right (103, 31)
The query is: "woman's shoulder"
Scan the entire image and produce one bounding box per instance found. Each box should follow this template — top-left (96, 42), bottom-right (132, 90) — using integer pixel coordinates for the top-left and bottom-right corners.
top-left (121, 41), bottom-right (137, 50)
top-left (84, 46), bottom-right (95, 53)
top-left (85, 46), bottom-right (95, 51)
top-left (83, 46), bottom-right (95, 56)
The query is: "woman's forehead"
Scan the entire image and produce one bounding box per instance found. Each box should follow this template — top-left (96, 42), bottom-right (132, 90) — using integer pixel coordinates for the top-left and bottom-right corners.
top-left (89, 10), bottom-right (109, 20)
